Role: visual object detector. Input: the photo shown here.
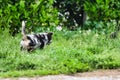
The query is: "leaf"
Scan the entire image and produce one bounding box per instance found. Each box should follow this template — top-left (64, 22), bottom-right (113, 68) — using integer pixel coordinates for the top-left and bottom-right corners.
top-left (19, 0), bottom-right (25, 8)
top-left (96, 0), bottom-right (101, 4)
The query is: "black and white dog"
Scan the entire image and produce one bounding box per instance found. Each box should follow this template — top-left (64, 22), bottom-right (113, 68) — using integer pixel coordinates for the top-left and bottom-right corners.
top-left (20, 21), bottom-right (53, 52)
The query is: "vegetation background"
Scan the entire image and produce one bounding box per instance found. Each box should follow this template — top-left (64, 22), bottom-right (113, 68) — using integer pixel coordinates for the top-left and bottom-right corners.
top-left (0, 0), bottom-right (120, 77)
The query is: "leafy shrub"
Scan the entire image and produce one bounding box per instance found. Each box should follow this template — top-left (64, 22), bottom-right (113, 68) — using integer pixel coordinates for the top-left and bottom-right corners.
top-left (0, 0), bottom-right (58, 35)
top-left (1, 0), bottom-right (120, 34)
top-left (84, 0), bottom-right (120, 31)
top-left (84, 0), bottom-right (120, 21)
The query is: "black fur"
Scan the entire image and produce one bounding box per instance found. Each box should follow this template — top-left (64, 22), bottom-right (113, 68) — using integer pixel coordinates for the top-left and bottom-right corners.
top-left (34, 34), bottom-right (45, 49)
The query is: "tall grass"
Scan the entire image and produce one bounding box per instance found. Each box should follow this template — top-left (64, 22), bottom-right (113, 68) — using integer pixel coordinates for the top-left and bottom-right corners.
top-left (0, 29), bottom-right (120, 77)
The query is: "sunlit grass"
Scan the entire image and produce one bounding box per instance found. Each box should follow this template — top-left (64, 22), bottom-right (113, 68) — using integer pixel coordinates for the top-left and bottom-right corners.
top-left (0, 29), bottom-right (120, 77)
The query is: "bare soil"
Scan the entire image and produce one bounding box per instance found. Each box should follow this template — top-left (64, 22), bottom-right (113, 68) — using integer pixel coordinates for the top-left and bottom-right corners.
top-left (1, 69), bottom-right (120, 80)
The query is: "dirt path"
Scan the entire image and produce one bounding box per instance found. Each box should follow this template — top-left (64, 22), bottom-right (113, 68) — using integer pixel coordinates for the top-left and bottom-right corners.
top-left (1, 69), bottom-right (120, 80)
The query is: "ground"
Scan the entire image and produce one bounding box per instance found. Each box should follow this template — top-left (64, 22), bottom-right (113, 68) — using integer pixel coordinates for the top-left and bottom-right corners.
top-left (1, 69), bottom-right (120, 80)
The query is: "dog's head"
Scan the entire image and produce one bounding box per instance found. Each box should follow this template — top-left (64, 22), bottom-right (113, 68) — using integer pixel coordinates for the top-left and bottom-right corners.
top-left (46, 32), bottom-right (53, 45)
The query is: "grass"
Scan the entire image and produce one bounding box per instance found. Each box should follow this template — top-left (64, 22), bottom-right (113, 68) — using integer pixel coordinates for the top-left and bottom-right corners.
top-left (0, 29), bottom-right (120, 77)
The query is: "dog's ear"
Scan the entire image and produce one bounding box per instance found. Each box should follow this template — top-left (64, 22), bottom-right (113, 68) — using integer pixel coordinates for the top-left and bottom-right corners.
top-left (48, 32), bottom-right (53, 36)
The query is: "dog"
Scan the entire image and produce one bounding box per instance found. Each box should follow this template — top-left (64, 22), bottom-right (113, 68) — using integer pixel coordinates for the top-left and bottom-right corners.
top-left (20, 20), bottom-right (53, 52)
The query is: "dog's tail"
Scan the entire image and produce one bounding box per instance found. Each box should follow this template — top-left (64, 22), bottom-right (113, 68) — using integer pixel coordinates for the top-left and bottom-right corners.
top-left (21, 20), bottom-right (27, 39)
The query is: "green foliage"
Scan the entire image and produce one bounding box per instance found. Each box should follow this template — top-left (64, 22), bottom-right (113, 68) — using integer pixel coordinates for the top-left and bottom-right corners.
top-left (1, 0), bottom-right (119, 34)
top-left (0, 0), bottom-right (58, 35)
top-left (0, 29), bottom-right (120, 77)
top-left (53, 0), bottom-right (120, 31)
top-left (84, 0), bottom-right (120, 21)
top-left (83, 0), bottom-right (120, 31)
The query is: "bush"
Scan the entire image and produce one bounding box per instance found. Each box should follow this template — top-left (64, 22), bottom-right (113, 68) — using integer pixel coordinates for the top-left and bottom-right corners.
top-left (1, 0), bottom-right (119, 34)
top-left (0, 0), bottom-right (58, 35)
top-left (84, 0), bottom-right (120, 21)
top-left (84, 0), bottom-right (120, 30)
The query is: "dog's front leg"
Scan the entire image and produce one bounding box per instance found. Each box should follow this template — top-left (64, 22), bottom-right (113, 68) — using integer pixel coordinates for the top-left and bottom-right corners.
top-left (27, 47), bottom-right (35, 52)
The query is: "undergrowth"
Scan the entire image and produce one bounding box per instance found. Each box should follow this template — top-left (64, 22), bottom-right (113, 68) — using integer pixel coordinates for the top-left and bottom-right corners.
top-left (0, 29), bottom-right (120, 77)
